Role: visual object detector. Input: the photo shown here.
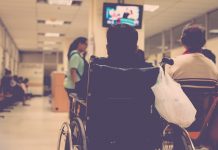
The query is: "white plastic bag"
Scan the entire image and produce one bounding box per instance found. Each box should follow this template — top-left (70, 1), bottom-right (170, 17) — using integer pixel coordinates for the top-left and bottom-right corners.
top-left (151, 66), bottom-right (196, 128)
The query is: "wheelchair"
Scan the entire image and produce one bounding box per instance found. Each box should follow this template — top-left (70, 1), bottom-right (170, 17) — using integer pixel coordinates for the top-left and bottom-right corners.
top-left (187, 92), bottom-right (218, 149)
top-left (57, 57), bottom-right (195, 150)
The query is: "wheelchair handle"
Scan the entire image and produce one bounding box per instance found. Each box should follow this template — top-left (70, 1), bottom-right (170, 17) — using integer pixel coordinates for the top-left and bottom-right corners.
top-left (161, 57), bottom-right (174, 66)
top-left (160, 57), bottom-right (174, 73)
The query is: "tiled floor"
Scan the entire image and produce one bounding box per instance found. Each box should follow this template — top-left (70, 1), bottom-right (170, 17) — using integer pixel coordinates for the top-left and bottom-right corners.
top-left (0, 97), bottom-right (68, 150)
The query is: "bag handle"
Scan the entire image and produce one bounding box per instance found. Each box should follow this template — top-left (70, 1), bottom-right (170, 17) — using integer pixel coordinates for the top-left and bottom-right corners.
top-left (156, 66), bottom-right (165, 83)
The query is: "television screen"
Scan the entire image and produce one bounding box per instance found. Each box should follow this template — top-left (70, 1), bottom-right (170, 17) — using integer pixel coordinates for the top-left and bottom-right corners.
top-left (103, 3), bottom-right (143, 29)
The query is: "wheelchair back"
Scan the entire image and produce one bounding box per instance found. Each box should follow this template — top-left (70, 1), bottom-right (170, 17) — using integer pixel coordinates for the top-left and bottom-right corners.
top-left (86, 59), bottom-right (161, 150)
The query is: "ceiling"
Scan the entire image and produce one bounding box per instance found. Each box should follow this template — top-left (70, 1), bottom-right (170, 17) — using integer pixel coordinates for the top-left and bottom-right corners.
top-left (143, 0), bottom-right (218, 38)
top-left (0, 0), bottom-right (218, 51)
top-left (0, 0), bottom-right (88, 51)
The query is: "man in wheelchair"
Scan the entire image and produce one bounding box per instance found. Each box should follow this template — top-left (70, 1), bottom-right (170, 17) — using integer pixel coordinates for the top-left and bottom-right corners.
top-left (58, 24), bottom-right (195, 150)
top-left (87, 24), bottom-right (162, 150)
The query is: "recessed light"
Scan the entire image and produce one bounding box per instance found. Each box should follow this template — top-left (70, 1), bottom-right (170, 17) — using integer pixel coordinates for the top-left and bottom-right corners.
top-left (48, 0), bottom-right (73, 6)
top-left (42, 47), bottom-right (52, 50)
top-left (45, 20), bottom-right (64, 25)
top-left (38, 41), bottom-right (56, 44)
top-left (209, 29), bottom-right (218, 34)
top-left (144, 4), bottom-right (159, 12)
top-left (45, 33), bottom-right (64, 37)
top-left (37, 0), bottom-right (82, 6)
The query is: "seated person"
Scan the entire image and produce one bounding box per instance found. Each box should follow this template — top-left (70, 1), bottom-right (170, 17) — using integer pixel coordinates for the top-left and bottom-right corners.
top-left (91, 24), bottom-right (160, 150)
top-left (95, 24), bottom-right (152, 68)
top-left (166, 24), bottom-right (218, 130)
top-left (0, 69), bottom-right (12, 96)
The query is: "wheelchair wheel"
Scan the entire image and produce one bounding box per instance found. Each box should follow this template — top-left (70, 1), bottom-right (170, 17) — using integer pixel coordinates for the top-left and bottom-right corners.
top-left (57, 118), bottom-right (87, 150)
top-left (57, 122), bottom-right (73, 150)
top-left (70, 117), bottom-right (87, 150)
top-left (161, 124), bottom-right (195, 150)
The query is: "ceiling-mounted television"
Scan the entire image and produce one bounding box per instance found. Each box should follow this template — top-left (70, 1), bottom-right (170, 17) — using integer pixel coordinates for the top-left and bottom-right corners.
top-left (103, 3), bottom-right (143, 29)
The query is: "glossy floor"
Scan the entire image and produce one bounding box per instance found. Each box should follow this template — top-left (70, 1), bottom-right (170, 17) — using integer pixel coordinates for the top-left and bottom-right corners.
top-left (0, 97), bottom-right (68, 150)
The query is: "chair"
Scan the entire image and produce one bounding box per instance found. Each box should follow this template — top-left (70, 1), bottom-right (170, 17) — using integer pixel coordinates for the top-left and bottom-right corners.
top-left (188, 93), bottom-right (218, 149)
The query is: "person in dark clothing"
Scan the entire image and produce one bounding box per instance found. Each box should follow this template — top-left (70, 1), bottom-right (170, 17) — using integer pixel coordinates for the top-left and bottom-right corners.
top-left (0, 69), bottom-right (12, 96)
top-left (11, 76), bottom-right (26, 106)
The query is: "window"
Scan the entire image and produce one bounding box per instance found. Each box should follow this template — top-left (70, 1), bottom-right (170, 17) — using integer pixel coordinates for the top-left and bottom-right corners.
top-left (149, 33), bottom-right (162, 55)
top-left (144, 38), bottom-right (150, 57)
top-left (172, 24), bottom-right (183, 48)
top-left (208, 9), bottom-right (218, 39)
top-left (194, 15), bottom-right (206, 27)
top-left (163, 30), bottom-right (171, 51)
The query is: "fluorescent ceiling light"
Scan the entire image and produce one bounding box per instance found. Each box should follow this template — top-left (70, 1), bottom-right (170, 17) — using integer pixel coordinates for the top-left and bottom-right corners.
top-left (38, 19), bottom-right (71, 25)
top-left (48, 0), bottom-right (73, 5)
top-left (144, 4), bottom-right (159, 12)
top-left (38, 32), bottom-right (65, 37)
top-left (45, 33), bottom-right (60, 37)
top-left (209, 29), bottom-right (218, 34)
top-left (42, 47), bottom-right (52, 50)
top-left (39, 46), bottom-right (59, 51)
top-left (39, 41), bottom-right (57, 45)
top-left (45, 20), bottom-right (64, 25)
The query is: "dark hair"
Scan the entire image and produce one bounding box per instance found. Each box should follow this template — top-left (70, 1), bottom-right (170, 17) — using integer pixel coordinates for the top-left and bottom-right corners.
top-left (5, 69), bottom-right (11, 75)
top-left (13, 75), bottom-right (18, 82)
top-left (202, 49), bottom-right (216, 63)
top-left (18, 77), bottom-right (23, 83)
top-left (107, 24), bottom-right (138, 58)
top-left (181, 24), bottom-right (206, 52)
top-left (23, 78), bottom-right (29, 84)
top-left (67, 37), bottom-right (87, 60)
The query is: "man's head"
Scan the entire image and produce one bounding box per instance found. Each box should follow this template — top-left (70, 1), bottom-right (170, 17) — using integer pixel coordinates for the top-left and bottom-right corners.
top-left (181, 24), bottom-right (206, 52)
top-left (106, 24), bottom-right (138, 58)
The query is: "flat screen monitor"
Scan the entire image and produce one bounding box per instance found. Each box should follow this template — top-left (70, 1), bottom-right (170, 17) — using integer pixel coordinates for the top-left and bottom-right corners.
top-left (103, 3), bottom-right (143, 29)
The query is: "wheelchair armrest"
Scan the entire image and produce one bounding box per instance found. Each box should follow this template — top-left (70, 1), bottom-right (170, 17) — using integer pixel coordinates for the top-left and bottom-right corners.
top-left (69, 93), bottom-right (87, 106)
top-left (76, 99), bottom-right (87, 107)
top-left (69, 93), bottom-right (77, 99)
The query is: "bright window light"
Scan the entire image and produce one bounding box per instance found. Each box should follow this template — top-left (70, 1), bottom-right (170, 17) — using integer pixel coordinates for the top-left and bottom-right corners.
top-left (144, 4), bottom-right (159, 12)
top-left (45, 33), bottom-right (60, 37)
top-left (45, 20), bottom-right (64, 25)
top-left (209, 29), bottom-right (218, 34)
top-left (48, 0), bottom-right (73, 5)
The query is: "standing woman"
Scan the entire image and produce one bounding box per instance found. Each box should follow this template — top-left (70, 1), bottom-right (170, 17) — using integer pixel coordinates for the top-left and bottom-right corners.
top-left (64, 37), bottom-right (88, 119)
